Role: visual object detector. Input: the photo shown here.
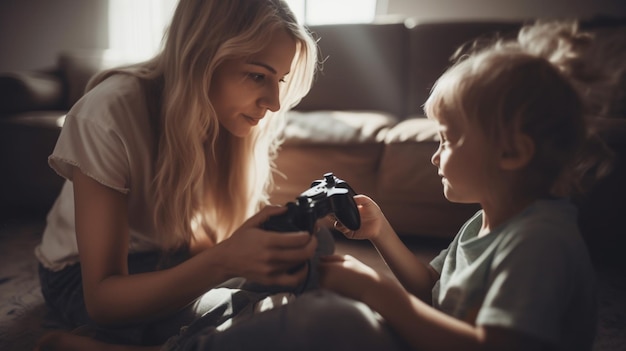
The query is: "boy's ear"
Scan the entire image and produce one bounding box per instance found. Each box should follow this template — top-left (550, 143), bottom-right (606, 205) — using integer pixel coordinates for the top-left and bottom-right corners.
top-left (499, 132), bottom-right (535, 170)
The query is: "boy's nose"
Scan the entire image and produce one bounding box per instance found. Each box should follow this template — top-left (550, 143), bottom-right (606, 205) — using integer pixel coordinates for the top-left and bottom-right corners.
top-left (431, 149), bottom-right (440, 166)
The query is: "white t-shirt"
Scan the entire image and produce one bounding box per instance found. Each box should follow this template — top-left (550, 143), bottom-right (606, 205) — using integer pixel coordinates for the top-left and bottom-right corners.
top-left (430, 199), bottom-right (597, 351)
top-left (35, 74), bottom-right (162, 271)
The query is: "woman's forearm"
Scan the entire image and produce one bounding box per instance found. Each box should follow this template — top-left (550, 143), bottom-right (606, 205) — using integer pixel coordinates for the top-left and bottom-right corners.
top-left (87, 247), bottom-right (232, 325)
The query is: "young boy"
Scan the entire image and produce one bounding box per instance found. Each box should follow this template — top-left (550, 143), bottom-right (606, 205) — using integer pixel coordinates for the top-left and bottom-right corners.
top-left (320, 21), bottom-right (610, 351)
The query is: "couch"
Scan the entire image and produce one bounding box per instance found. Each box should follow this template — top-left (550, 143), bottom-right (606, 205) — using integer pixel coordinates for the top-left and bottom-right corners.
top-left (1, 19), bottom-right (625, 253)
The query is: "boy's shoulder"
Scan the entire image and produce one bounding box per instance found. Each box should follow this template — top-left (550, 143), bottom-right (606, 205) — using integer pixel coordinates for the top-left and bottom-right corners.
top-left (512, 198), bottom-right (578, 235)
top-left (497, 198), bottom-right (585, 256)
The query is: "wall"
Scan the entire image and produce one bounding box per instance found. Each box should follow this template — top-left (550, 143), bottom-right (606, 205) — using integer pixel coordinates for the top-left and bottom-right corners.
top-left (1, 0), bottom-right (625, 73)
top-left (0, 0), bottom-right (108, 73)
top-left (384, 0), bottom-right (626, 21)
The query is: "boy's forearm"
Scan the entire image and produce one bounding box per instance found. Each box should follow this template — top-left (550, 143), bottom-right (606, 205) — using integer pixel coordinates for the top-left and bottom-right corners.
top-left (363, 280), bottom-right (482, 351)
top-left (370, 220), bottom-right (437, 301)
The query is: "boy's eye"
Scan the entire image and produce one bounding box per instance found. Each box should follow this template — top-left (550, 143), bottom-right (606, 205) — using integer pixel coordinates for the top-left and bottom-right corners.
top-left (438, 133), bottom-right (451, 148)
top-left (438, 132), bottom-right (446, 142)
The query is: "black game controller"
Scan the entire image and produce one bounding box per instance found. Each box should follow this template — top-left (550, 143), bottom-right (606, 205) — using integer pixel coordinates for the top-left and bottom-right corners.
top-left (262, 172), bottom-right (361, 234)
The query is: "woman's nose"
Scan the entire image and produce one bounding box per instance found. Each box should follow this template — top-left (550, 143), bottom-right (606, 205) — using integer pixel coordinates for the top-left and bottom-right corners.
top-left (259, 85), bottom-right (280, 112)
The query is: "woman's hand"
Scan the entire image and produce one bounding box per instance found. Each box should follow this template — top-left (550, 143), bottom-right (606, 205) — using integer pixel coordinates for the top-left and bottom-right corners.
top-left (333, 194), bottom-right (386, 241)
top-left (215, 205), bottom-right (318, 287)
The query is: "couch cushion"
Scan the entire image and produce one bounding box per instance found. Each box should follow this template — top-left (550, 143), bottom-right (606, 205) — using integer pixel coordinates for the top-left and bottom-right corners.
top-left (378, 117), bottom-right (480, 237)
top-left (271, 110), bottom-right (397, 206)
top-left (281, 110), bottom-right (396, 144)
top-left (0, 111), bottom-right (66, 128)
top-left (379, 117), bottom-right (441, 202)
top-left (58, 50), bottom-right (129, 108)
top-left (58, 50), bottom-right (107, 108)
top-left (0, 71), bottom-right (64, 114)
top-left (0, 111), bottom-right (65, 214)
top-left (295, 22), bottom-right (410, 117)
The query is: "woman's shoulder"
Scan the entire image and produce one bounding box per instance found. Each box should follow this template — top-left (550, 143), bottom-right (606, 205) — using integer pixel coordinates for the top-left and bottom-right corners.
top-left (67, 73), bottom-right (154, 130)
top-left (80, 73), bottom-right (146, 109)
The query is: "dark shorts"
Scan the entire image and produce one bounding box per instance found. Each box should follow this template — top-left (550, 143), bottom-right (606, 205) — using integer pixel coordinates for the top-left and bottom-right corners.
top-left (38, 250), bottom-right (203, 345)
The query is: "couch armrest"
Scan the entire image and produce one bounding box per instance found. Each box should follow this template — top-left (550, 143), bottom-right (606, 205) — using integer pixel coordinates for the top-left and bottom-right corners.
top-left (0, 71), bottom-right (65, 115)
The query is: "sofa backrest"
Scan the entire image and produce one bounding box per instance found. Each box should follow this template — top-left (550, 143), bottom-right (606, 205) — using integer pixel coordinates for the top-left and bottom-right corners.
top-left (294, 21), bottom-right (523, 119)
top-left (407, 21), bottom-right (521, 116)
top-left (58, 50), bottom-right (130, 108)
top-left (295, 22), bottom-right (410, 117)
top-left (300, 19), bottom-right (626, 119)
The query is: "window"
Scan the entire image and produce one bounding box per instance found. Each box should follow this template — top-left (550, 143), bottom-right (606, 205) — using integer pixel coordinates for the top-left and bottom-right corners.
top-left (285, 0), bottom-right (378, 25)
top-left (107, 0), bottom-right (378, 62)
top-left (108, 0), bottom-right (177, 63)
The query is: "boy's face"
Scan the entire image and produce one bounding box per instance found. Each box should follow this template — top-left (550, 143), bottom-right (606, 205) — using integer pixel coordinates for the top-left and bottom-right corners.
top-left (430, 111), bottom-right (498, 204)
top-left (209, 28), bottom-right (296, 138)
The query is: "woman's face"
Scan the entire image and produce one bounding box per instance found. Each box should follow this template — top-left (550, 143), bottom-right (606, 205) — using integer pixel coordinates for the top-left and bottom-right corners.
top-left (209, 28), bottom-right (297, 138)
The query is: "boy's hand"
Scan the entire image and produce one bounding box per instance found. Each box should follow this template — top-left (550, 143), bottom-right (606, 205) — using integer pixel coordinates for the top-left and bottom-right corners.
top-left (333, 194), bottom-right (385, 240)
top-left (318, 254), bottom-right (384, 302)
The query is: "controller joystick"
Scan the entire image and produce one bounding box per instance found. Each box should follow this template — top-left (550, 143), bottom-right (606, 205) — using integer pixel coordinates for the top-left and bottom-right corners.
top-left (262, 172), bottom-right (361, 234)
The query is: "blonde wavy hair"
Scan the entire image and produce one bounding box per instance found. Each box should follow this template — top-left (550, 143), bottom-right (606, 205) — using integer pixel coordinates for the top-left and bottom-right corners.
top-left (424, 20), bottom-right (613, 198)
top-left (87, 0), bottom-right (318, 249)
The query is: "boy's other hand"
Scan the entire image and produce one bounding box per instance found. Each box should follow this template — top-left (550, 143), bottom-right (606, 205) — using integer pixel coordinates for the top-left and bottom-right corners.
top-left (318, 254), bottom-right (383, 302)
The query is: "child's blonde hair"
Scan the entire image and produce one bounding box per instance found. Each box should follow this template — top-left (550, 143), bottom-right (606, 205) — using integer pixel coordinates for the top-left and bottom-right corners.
top-left (424, 20), bottom-right (612, 198)
top-left (88, 0), bottom-right (318, 249)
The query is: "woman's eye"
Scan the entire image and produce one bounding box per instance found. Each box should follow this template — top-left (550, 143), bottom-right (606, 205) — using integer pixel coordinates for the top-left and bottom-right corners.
top-left (248, 73), bottom-right (265, 82)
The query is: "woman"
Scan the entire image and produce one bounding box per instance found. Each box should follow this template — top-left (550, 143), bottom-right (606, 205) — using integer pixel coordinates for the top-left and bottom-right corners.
top-left (35, 0), bottom-right (320, 348)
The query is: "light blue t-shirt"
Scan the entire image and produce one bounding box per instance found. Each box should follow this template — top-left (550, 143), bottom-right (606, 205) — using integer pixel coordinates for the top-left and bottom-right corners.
top-left (430, 198), bottom-right (596, 350)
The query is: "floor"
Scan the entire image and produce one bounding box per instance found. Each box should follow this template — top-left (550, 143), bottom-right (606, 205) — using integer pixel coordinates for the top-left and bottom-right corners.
top-left (0, 215), bottom-right (624, 351)
top-left (334, 233), bottom-right (447, 277)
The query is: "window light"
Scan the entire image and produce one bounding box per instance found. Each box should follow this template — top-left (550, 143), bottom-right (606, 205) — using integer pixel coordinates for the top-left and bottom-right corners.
top-left (285, 0), bottom-right (377, 25)
top-left (107, 0), bottom-right (378, 63)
